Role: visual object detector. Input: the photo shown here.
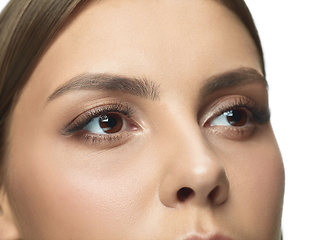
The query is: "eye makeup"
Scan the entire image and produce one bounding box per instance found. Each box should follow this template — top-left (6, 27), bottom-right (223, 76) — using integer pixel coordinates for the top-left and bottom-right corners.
top-left (61, 101), bottom-right (139, 146)
top-left (61, 94), bottom-right (270, 146)
top-left (202, 96), bottom-right (270, 139)
top-left (213, 96), bottom-right (270, 125)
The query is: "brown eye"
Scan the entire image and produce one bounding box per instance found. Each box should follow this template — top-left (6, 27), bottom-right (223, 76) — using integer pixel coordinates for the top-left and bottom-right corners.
top-left (226, 109), bottom-right (248, 126)
top-left (99, 113), bottom-right (123, 133)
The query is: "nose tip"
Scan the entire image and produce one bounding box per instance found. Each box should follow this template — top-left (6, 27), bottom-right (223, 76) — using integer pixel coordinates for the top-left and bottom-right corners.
top-left (159, 156), bottom-right (230, 208)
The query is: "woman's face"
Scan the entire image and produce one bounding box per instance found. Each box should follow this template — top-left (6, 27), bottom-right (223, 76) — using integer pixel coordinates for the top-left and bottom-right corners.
top-left (6, 0), bottom-right (284, 239)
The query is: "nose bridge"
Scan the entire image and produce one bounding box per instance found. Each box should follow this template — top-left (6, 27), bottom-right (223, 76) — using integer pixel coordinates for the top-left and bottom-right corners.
top-left (158, 114), bottom-right (229, 208)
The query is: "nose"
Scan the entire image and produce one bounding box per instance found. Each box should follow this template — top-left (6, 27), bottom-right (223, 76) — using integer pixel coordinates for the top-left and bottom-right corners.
top-left (158, 130), bottom-right (230, 208)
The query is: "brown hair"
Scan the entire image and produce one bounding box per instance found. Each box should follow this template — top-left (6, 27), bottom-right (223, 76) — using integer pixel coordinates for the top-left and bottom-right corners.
top-left (0, 0), bottom-right (89, 185)
top-left (0, 0), bottom-right (264, 185)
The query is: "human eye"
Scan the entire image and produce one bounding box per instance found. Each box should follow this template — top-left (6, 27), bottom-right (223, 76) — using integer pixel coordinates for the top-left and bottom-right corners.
top-left (210, 109), bottom-right (249, 127)
top-left (203, 96), bottom-right (270, 139)
top-left (62, 102), bottom-right (140, 146)
top-left (84, 113), bottom-right (127, 134)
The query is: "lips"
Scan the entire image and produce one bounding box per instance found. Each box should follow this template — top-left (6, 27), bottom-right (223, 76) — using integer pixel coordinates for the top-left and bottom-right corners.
top-left (182, 233), bottom-right (233, 240)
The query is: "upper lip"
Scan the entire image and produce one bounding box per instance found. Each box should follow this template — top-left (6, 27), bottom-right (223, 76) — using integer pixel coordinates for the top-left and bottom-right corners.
top-left (182, 233), bottom-right (233, 240)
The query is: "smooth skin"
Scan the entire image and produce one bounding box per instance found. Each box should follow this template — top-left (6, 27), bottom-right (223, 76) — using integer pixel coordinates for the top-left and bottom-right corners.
top-left (3, 0), bottom-right (284, 239)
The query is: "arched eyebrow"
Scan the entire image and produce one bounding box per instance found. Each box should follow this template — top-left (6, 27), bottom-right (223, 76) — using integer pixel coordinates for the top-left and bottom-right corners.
top-left (199, 67), bottom-right (268, 99)
top-left (47, 73), bottom-right (160, 102)
top-left (46, 68), bottom-right (266, 103)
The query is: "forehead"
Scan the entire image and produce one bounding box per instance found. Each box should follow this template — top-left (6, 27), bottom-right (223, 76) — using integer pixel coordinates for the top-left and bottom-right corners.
top-left (27, 0), bottom-right (261, 100)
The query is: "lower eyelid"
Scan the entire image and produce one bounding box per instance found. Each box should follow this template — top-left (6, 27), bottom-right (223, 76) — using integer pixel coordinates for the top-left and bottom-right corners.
top-left (84, 132), bottom-right (124, 144)
top-left (69, 117), bottom-right (141, 148)
top-left (205, 124), bottom-right (257, 140)
top-left (71, 130), bottom-right (132, 148)
top-left (62, 114), bottom-right (141, 148)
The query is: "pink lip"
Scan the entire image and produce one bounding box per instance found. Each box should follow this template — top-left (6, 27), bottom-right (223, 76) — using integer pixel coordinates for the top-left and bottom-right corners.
top-left (182, 234), bottom-right (233, 240)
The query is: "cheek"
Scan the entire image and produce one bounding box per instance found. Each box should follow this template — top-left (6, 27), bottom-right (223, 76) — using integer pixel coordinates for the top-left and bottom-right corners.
top-left (221, 134), bottom-right (285, 238)
top-left (6, 129), bottom-right (158, 238)
top-left (6, 97), bottom-right (161, 238)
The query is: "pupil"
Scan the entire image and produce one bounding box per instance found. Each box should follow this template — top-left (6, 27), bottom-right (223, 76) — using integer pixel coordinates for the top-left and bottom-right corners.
top-left (227, 109), bottom-right (247, 126)
top-left (231, 110), bottom-right (242, 122)
top-left (105, 116), bottom-right (117, 128)
top-left (99, 113), bottom-right (123, 133)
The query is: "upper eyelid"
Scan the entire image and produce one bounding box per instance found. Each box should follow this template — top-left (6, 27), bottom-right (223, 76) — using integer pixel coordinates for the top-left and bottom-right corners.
top-left (199, 96), bottom-right (270, 126)
top-left (198, 97), bottom-right (247, 123)
top-left (80, 103), bottom-right (133, 120)
top-left (215, 101), bottom-right (255, 117)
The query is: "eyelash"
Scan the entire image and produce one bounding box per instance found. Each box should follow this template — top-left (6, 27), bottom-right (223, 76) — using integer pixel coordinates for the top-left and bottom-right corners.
top-left (214, 97), bottom-right (270, 125)
top-left (62, 97), bottom-right (269, 146)
top-left (62, 102), bottom-right (135, 145)
top-left (203, 96), bottom-right (270, 138)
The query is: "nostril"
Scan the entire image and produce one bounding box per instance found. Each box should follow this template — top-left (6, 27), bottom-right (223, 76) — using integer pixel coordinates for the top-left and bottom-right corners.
top-left (208, 186), bottom-right (220, 201)
top-left (177, 187), bottom-right (194, 202)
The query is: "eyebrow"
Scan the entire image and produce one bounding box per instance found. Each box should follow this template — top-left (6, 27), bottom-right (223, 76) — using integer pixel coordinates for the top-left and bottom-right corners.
top-left (47, 73), bottom-right (160, 102)
top-left (199, 67), bottom-right (268, 98)
top-left (47, 68), bottom-right (266, 103)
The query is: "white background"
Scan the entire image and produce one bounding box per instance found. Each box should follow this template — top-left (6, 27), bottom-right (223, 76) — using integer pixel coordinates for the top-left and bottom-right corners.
top-left (1, 0), bottom-right (319, 239)
top-left (244, 1), bottom-right (320, 239)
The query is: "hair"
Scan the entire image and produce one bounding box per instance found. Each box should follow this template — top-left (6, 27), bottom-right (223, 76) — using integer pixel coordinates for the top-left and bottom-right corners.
top-left (0, 0), bottom-right (265, 186)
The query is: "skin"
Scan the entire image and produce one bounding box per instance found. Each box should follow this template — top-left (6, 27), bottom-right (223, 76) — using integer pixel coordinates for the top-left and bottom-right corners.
top-left (3, 0), bottom-right (284, 239)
